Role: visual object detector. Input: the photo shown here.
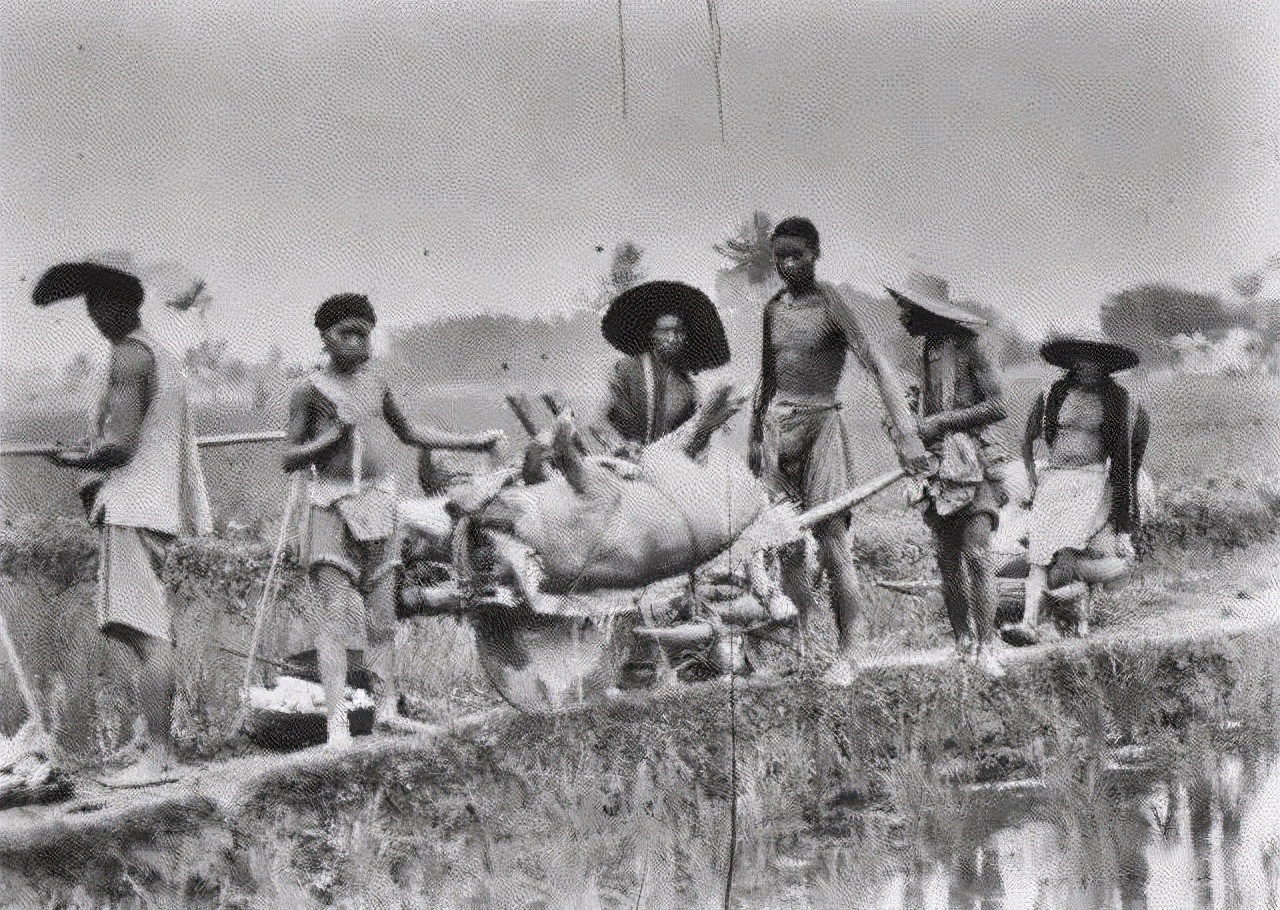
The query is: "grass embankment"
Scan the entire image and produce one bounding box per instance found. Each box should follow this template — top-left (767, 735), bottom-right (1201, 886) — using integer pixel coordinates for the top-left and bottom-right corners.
top-left (1, 594), bottom-right (1278, 908)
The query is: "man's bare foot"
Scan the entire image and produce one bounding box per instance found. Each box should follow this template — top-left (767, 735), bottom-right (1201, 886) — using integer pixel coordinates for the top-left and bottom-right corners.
top-left (374, 710), bottom-right (439, 736)
top-left (975, 640), bottom-right (1007, 679)
top-left (325, 713), bottom-right (353, 749)
top-left (95, 752), bottom-right (178, 789)
top-left (823, 654), bottom-right (860, 687)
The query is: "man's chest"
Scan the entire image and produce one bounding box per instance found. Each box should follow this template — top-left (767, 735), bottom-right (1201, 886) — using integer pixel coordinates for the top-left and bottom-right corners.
top-left (922, 339), bottom-right (977, 408)
top-left (770, 299), bottom-right (839, 354)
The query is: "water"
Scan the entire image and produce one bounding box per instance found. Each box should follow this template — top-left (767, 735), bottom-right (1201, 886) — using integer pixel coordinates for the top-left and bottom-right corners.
top-left (742, 750), bottom-right (1280, 910)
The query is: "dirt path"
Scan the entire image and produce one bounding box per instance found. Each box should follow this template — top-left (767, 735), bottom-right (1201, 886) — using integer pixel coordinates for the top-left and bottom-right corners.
top-left (2, 584), bottom-right (1277, 858)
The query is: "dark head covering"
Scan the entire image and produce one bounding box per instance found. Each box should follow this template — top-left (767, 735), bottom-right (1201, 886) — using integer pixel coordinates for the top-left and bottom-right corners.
top-left (315, 293), bottom-right (376, 333)
top-left (601, 280), bottom-right (730, 373)
top-left (32, 262), bottom-right (144, 312)
top-left (1040, 329), bottom-right (1139, 373)
top-left (770, 216), bottom-right (821, 253)
top-left (886, 272), bottom-right (987, 332)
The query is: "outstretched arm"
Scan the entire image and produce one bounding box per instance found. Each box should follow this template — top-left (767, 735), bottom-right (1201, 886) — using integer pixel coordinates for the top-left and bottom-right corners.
top-left (384, 389), bottom-right (502, 451)
top-left (54, 341), bottom-right (151, 471)
top-left (917, 339), bottom-right (1008, 443)
top-left (826, 293), bottom-right (929, 471)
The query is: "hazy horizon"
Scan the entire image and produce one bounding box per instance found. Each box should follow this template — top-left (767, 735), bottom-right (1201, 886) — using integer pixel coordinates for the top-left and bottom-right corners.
top-left (3, 0), bottom-right (1279, 374)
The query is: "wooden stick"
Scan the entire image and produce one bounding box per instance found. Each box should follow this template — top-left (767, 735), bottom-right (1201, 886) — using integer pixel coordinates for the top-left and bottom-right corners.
top-left (0, 580), bottom-right (49, 738)
top-left (0, 430), bottom-right (287, 458)
top-left (192, 430), bottom-right (287, 449)
top-left (232, 472), bottom-right (304, 731)
top-left (796, 468), bottom-right (908, 529)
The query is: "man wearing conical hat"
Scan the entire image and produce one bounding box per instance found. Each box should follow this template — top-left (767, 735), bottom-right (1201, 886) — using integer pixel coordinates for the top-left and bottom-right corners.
top-left (889, 273), bottom-right (1011, 677)
top-left (750, 217), bottom-right (931, 668)
top-left (594, 280), bottom-right (731, 457)
top-left (33, 260), bottom-right (212, 787)
top-left (1008, 329), bottom-right (1150, 644)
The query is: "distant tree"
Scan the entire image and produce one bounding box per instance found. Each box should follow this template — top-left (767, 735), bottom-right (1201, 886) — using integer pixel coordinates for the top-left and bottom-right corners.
top-left (714, 211), bottom-right (774, 286)
top-left (606, 241), bottom-right (647, 297)
top-left (1230, 271), bottom-right (1264, 300)
top-left (1100, 284), bottom-right (1251, 365)
top-left (183, 339), bottom-right (249, 385)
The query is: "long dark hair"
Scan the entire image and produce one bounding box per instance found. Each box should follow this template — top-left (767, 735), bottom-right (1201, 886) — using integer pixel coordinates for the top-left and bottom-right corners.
top-left (1043, 372), bottom-right (1139, 532)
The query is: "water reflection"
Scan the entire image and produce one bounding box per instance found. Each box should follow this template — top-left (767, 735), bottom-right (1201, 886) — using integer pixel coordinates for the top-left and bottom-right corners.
top-left (821, 752), bottom-right (1278, 910)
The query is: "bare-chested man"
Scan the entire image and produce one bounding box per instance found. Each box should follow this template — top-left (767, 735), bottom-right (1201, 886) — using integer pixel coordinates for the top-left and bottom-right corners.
top-left (749, 218), bottom-right (930, 668)
top-left (1012, 330), bottom-right (1150, 643)
top-left (283, 293), bottom-right (502, 746)
top-left (35, 261), bottom-right (212, 787)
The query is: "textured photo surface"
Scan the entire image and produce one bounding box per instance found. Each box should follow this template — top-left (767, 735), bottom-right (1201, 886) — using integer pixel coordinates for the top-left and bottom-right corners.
top-left (1, 2), bottom-right (1278, 907)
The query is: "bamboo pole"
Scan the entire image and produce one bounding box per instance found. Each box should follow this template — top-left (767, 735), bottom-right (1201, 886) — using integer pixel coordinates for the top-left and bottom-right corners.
top-left (796, 468), bottom-right (908, 529)
top-left (0, 580), bottom-right (49, 738)
top-left (504, 394), bottom-right (542, 438)
top-left (0, 429), bottom-right (287, 458)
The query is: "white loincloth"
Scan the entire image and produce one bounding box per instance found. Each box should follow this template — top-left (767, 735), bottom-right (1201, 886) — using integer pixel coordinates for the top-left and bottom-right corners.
top-left (1027, 463), bottom-right (1113, 566)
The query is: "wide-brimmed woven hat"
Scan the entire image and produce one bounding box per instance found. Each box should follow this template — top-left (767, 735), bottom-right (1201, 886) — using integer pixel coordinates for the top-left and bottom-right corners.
top-left (601, 280), bottom-right (730, 373)
top-left (886, 272), bottom-right (987, 331)
top-left (32, 261), bottom-right (144, 311)
top-left (1040, 329), bottom-right (1139, 373)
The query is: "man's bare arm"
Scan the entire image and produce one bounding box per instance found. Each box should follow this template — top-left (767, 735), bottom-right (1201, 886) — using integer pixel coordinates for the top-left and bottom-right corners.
top-left (825, 293), bottom-right (929, 468)
top-left (281, 384), bottom-right (346, 473)
top-left (56, 342), bottom-right (151, 470)
top-left (918, 340), bottom-right (1009, 443)
top-left (383, 389), bottom-right (501, 451)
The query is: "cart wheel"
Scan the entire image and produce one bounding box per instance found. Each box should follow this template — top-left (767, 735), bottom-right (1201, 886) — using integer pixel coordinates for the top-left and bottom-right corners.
top-left (468, 601), bottom-right (626, 714)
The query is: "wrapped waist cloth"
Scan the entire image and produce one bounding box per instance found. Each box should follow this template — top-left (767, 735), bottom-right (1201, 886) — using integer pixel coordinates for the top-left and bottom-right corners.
top-left (758, 399), bottom-right (853, 511)
top-left (918, 432), bottom-right (1009, 520)
top-left (310, 476), bottom-right (398, 541)
top-left (1027, 463), bottom-right (1112, 565)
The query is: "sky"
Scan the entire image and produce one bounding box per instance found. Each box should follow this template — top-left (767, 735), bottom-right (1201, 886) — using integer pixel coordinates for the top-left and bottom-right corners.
top-left (2, 0), bottom-right (1278, 372)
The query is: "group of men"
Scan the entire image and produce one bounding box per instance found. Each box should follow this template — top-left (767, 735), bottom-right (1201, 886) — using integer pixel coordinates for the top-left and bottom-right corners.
top-left (593, 217), bottom-right (1148, 680)
top-left (27, 214), bottom-right (1149, 781)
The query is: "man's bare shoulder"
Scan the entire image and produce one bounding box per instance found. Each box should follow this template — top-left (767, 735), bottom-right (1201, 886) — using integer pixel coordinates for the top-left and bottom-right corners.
top-left (286, 374), bottom-right (325, 413)
top-left (110, 338), bottom-right (156, 382)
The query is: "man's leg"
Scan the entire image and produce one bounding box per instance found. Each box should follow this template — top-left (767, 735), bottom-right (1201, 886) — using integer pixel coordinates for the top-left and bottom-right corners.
top-left (366, 575), bottom-right (399, 727)
top-left (959, 513), bottom-right (1005, 676)
top-left (1022, 565), bottom-right (1048, 628)
top-left (312, 565), bottom-right (360, 746)
top-left (97, 628), bottom-right (177, 786)
top-left (134, 633), bottom-right (176, 765)
top-left (778, 540), bottom-right (818, 658)
top-left (961, 514), bottom-right (996, 647)
top-left (933, 519), bottom-right (971, 653)
top-left (94, 527), bottom-right (181, 786)
top-left (815, 518), bottom-right (865, 658)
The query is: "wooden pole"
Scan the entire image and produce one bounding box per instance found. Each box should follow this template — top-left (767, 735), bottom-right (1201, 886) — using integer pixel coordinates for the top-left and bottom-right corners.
top-left (504, 394), bottom-right (542, 438)
top-left (796, 468), bottom-right (908, 529)
top-left (0, 580), bottom-right (49, 737)
top-left (0, 429), bottom-right (287, 458)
